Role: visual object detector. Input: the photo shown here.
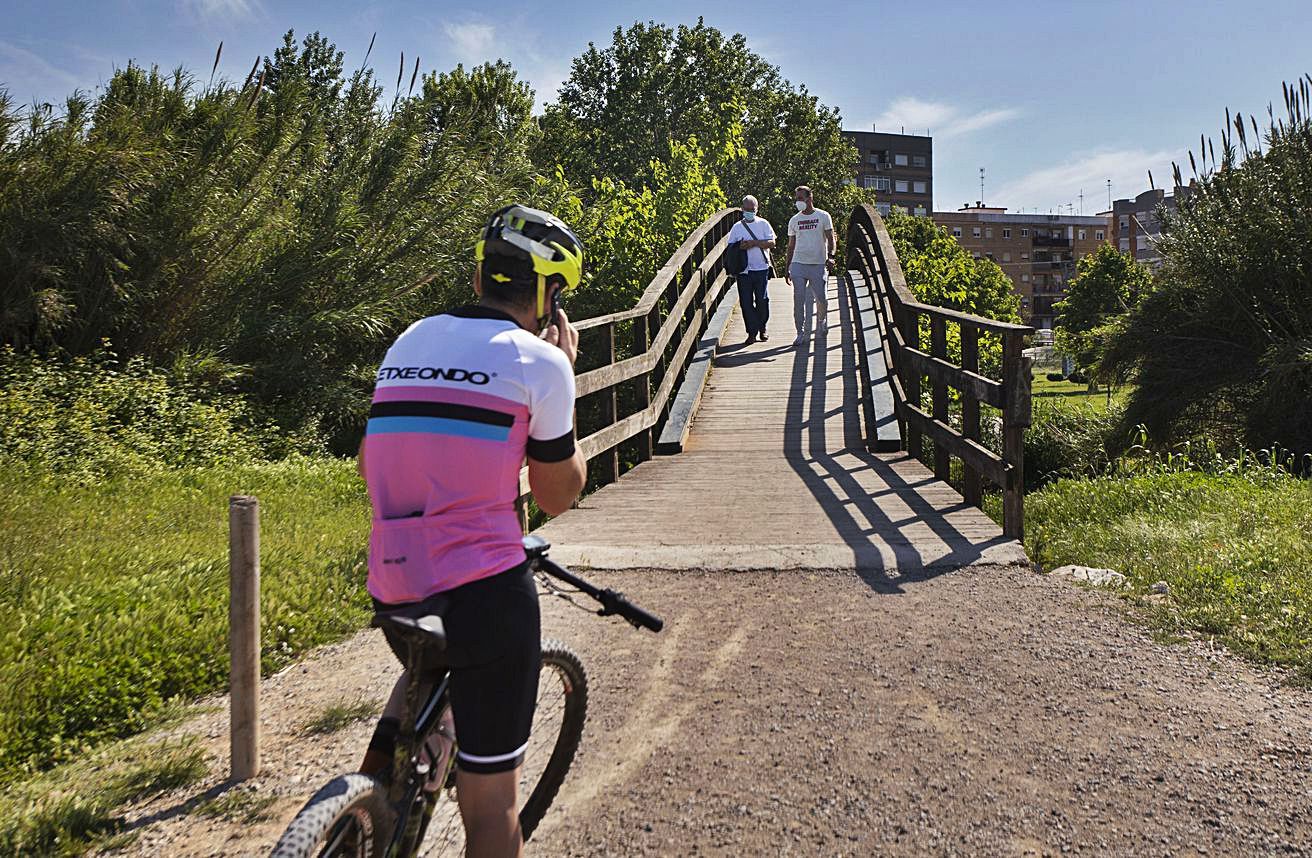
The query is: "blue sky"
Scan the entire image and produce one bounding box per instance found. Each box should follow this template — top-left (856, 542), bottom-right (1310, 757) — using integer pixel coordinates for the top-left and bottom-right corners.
top-left (3, 0), bottom-right (1309, 215)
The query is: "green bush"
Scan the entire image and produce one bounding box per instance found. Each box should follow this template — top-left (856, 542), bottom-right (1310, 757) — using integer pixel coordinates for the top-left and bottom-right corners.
top-left (0, 458), bottom-right (370, 778)
top-left (1023, 398), bottom-right (1125, 490)
top-left (0, 348), bottom-right (299, 480)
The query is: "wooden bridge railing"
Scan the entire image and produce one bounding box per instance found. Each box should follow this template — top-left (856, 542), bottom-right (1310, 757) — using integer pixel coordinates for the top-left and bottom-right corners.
top-left (515, 207), bottom-right (741, 524)
top-left (845, 203), bottom-right (1033, 540)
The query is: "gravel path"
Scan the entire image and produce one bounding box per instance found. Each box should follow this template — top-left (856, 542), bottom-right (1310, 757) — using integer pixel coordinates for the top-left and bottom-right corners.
top-left (99, 564), bottom-right (1311, 857)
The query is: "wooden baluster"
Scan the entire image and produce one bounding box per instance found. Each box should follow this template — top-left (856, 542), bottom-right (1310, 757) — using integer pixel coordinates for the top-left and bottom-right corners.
top-left (930, 316), bottom-right (950, 482)
top-left (635, 313), bottom-right (653, 462)
top-left (604, 321), bottom-right (619, 483)
top-left (960, 325), bottom-right (982, 507)
top-left (1002, 332), bottom-right (1032, 540)
top-left (901, 307), bottom-right (922, 460)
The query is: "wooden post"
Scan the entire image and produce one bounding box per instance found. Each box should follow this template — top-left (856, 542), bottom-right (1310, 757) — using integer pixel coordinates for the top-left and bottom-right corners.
top-left (960, 325), bottom-right (982, 507)
top-left (1001, 334), bottom-right (1032, 541)
top-left (228, 495), bottom-right (260, 781)
top-left (605, 322), bottom-right (619, 483)
top-left (901, 308), bottom-right (922, 460)
top-left (634, 314), bottom-right (653, 462)
top-left (930, 315), bottom-right (950, 482)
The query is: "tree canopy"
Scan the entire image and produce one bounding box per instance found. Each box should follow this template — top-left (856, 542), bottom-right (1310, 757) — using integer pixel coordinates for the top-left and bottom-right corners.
top-left (1054, 244), bottom-right (1153, 376)
top-left (536, 19), bottom-right (856, 228)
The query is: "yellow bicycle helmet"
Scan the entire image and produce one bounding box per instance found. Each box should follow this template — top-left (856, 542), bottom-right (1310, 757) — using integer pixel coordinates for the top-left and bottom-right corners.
top-left (475, 204), bottom-right (584, 320)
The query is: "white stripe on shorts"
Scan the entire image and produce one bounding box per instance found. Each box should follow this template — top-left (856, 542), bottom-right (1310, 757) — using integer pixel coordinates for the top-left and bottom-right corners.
top-left (457, 741), bottom-right (528, 765)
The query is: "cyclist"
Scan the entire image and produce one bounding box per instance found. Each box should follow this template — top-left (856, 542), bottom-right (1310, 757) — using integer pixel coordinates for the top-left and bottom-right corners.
top-left (356, 204), bottom-right (587, 857)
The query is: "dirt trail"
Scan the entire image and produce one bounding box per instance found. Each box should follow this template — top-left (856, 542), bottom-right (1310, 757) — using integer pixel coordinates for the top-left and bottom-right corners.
top-left (97, 563), bottom-right (1311, 857)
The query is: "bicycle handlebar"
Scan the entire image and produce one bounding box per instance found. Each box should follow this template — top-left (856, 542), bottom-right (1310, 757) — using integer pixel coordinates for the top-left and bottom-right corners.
top-left (533, 555), bottom-right (664, 633)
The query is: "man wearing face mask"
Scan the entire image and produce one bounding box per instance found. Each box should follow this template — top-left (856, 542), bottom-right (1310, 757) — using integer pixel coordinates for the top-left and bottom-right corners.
top-left (725, 195), bottom-right (777, 344)
top-left (784, 186), bottom-right (836, 347)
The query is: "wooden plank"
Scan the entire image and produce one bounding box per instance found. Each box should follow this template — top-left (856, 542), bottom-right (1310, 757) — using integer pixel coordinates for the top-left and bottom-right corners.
top-left (897, 347), bottom-right (1006, 409)
top-left (930, 316), bottom-right (950, 482)
top-left (960, 325), bottom-right (982, 506)
top-left (902, 403), bottom-right (1008, 487)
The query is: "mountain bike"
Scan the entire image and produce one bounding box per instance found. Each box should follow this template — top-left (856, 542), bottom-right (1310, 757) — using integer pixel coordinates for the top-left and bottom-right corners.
top-left (270, 535), bottom-right (662, 857)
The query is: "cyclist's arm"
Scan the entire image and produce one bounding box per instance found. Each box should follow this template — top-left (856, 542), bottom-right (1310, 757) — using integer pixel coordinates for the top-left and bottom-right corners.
top-left (529, 448), bottom-right (586, 516)
top-left (525, 316), bottom-right (585, 517)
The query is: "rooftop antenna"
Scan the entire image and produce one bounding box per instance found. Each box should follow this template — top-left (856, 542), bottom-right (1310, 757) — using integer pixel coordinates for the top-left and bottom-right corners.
top-left (979, 167), bottom-right (985, 206)
top-left (1078, 188), bottom-right (1084, 215)
top-left (1106, 178), bottom-right (1112, 210)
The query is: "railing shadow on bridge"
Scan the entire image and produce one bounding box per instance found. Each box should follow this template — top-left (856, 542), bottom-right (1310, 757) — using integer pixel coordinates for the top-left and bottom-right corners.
top-left (777, 275), bottom-right (1018, 593)
top-left (844, 203), bottom-right (1034, 541)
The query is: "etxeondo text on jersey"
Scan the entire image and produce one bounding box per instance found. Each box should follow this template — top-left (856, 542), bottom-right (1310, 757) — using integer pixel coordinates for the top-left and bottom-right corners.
top-left (376, 366), bottom-right (492, 385)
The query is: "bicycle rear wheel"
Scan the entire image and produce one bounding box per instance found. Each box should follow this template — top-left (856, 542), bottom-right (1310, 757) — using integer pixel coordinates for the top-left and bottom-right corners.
top-left (419, 640), bottom-right (588, 854)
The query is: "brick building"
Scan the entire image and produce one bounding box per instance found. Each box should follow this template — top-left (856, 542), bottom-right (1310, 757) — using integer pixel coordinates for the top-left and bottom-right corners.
top-left (841, 129), bottom-right (933, 217)
top-left (932, 205), bottom-right (1111, 329)
top-left (1108, 187), bottom-right (1186, 266)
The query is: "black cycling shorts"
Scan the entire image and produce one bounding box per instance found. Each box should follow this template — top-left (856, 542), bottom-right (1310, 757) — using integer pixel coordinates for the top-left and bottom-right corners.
top-left (374, 562), bottom-right (540, 774)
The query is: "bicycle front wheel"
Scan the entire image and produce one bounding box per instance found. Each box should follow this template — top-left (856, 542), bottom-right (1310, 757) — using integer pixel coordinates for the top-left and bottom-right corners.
top-left (269, 773), bottom-right (392, 858)
top-left (420, 640), bottom-right (589, 854)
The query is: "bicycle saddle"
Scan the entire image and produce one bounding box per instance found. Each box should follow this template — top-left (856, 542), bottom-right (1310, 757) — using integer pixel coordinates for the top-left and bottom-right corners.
top-left (522, 534), bottom-right (551, 559)
top-left (371, 612), bottom-right (447, 653)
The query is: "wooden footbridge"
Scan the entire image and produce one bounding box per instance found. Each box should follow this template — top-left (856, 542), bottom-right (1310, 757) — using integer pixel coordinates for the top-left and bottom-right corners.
top-left (522, 205), bottom-right (1034, 574)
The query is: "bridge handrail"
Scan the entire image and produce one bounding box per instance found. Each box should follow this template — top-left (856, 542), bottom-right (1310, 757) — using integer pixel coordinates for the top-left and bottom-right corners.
top-left (845, 202), bottom-right (1033, 540)
top-left (514, 207), bottom-right (741, 512)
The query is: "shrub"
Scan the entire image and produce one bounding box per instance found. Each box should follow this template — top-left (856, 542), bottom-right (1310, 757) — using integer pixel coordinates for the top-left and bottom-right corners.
top-left (1046, 372), bottom-right (1065, 382)
top-left (1023, 398), bottom-right (1125, 490)
top-left (0, 348), bottom-right (298, 480)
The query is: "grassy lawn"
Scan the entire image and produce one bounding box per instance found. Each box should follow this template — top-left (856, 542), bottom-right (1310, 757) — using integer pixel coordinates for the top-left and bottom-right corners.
top-left (1020, 469), bottom-right (1312, 682)
top-left (0, 458), bottom-right (371, 781)
top-left (1030, 374), bottom-right (1127, 414)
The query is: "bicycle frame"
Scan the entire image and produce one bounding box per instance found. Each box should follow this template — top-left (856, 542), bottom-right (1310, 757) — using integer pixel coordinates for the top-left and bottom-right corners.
top-left (384, 664), bottom-right (457, 857)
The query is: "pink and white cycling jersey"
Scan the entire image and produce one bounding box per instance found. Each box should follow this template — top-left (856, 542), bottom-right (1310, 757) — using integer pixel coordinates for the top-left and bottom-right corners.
top-left (363, 305), bottom-right (576, 604)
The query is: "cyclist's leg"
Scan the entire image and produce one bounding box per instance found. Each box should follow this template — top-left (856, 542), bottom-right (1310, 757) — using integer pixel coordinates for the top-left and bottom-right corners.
top-left (442, 564), bottom-right (540, 851)
top-left (456, 769), bottom-right (522, 858)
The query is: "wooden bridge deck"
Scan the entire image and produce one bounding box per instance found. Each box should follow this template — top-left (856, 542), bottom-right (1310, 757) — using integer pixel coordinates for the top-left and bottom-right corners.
top-left (537, 275), bottom-right (1027, 576)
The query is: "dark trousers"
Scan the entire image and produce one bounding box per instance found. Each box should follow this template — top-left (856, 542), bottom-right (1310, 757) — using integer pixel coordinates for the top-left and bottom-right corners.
top-left (737, 269), bottom-right (770, 336)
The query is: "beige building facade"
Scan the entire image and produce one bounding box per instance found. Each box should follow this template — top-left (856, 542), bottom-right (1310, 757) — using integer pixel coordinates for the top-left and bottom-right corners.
top-left (932, 206), bottom-right (1111, 329)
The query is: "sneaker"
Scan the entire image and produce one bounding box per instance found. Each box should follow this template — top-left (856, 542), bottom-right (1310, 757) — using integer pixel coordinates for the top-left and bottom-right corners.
top-left (745, 333), bottom-right (757, 344)
top-left (759, 331), bottom-right (769, 342)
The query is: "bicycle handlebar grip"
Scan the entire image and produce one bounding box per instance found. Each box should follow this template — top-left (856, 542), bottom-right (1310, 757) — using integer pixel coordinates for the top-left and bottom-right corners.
top-left (603, 592), bottom-right (666, 632)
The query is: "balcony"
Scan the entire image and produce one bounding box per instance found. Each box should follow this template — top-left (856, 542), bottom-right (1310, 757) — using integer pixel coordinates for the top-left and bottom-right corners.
top-left (1032, 235), bottom-right (1070, 248)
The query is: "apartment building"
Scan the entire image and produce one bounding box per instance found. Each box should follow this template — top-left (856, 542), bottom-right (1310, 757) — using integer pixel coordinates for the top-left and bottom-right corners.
top-left (841, 129), bottom-right (933, 216)
top-left (1108, 187), bottom-right (1184, 265)
top-left (932, 205), bottom-right (1111, 329)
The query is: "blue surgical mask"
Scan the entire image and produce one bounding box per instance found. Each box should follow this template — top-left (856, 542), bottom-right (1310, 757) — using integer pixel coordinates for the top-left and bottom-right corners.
top-left (742, 211), bottom-right (756, 222)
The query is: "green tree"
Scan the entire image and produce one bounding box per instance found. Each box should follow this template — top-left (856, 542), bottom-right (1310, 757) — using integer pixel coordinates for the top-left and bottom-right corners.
top-left (1053, 244), bottom-right (1152, 376)
top-left (1102, 76), bottom-right (1312, 456)
top-left (885, 210), bottom-right (1021, 322)
top-left (536, 19), bottom-right (855, 227)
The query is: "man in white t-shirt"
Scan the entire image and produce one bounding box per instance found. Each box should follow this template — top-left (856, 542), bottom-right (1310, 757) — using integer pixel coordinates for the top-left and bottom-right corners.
top-left (784, 185), bottom-right (836, 346)
top-left (725, 195), bottom-right (777, 343)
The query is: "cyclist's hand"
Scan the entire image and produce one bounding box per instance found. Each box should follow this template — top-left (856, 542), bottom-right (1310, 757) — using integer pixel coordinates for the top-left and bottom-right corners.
top-left (543, 308), bottom-right (579, 368)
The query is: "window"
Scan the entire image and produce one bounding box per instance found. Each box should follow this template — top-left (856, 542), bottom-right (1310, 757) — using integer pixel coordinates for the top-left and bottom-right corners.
top-left (1002, 228), bottom-right (1011, 238)
top-left (1119, 238), bottom-right (1130, 251)
top-left (875, 202), bottom-right (892, 216)
top-left (1002, 253), bottom-right (1011, 262)
top-left (894, 153), bottom-right (909, 166)
top-left (972, 252), bottom-right (980, 259)
top-left (1119, 215), bottom-right (1129, 228)
top-left (912, 154), bottom-right (927, 167)
top-left (952, 227), bottom-right (962, 237)
top-left (873, 176), bottom-right (891, 191)
top-left (1021, 274), bottom-right (1030, 283)
top-left (1078, 230), bottom-right (1086, 240)
top-left (861, 176), bottom-right (878, 189)
top-left (895, 179), bottom-right (909, 193)
top-left (893, 204), bottom-right (908, 214)
top-left (1095, 230), bottom-right (1105, 240)
top-left (913, 205), bottom-right (927, 217)
top-left (913, 181), bottom-right (927, 194)
top-left (868, 153), bottom-right (880, 164)
top-left (984, 228), bottom-right (993, 239)
top-left (1021, 228), bottom-right (1030, 237)
top-left (972, 227), bottom-right (981, 238)
top-left (1021, 252), bottom-right (1029, 260)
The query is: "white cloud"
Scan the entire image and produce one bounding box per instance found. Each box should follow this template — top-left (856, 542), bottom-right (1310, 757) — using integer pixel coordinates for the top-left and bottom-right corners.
top-left (0, 40), bottom-right (84, 102)
top-left (443, 22), bottom-right (496, 65)
top-left (179, 0), bottom-right (259, 21)
top-left (866, 97), bottom-right (1019, 139)
top-left (990, 148), bottom-right (1182, 214)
